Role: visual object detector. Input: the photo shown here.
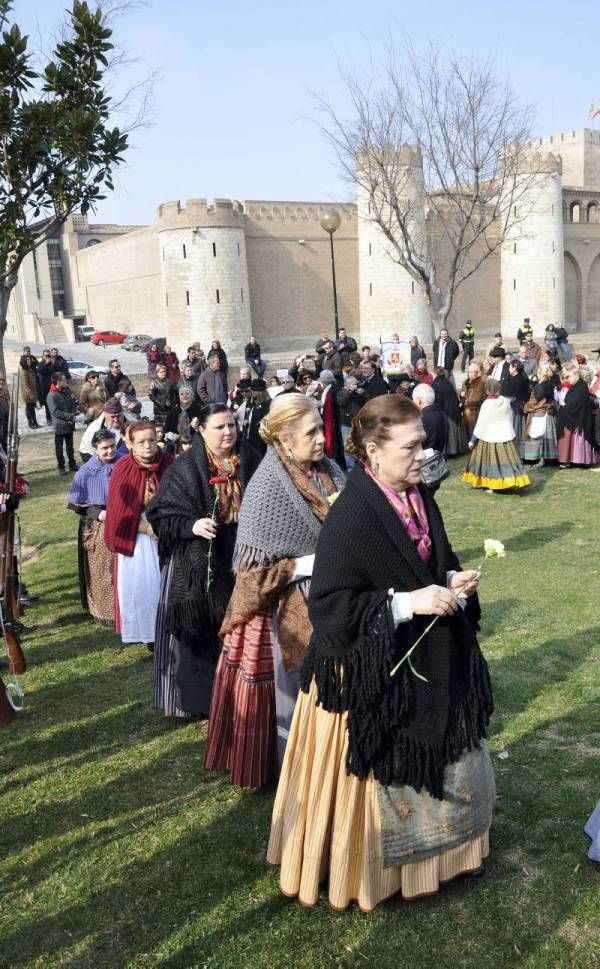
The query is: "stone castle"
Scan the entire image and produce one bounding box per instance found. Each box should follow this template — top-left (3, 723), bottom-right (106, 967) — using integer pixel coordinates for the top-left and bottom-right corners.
top-left (8, 127), bottom-right (600, 355)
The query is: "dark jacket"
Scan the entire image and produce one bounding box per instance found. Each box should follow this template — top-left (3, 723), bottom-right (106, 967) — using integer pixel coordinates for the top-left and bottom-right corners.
top-left (164, 401), bottom-right (204, 435)
top-left (410, 344), bottom-right (426, 367)
top-left (362, 372), bottom-right (389, 399)
top-left (149, 376), bottom-right (178, 419)
top-left (336, 335), bottom-right (358, 359)
top-left (336, 386), bottom-right (367, 426)
top-left (244, 341), bottom-right (262, 362)
top-left (47, 386), bottom-right (78, 434)
top-left (49, 355), bottom-right (71, 380)
top-left (196, 368), bottom-right (228, 405)
top-left (421, 403), bottom-right (449, 453)
top-left (500, 371), bottom-right (531, 410)
top-left (240, 398), bottom-right (270, 456)
top-left (317, 349), bottom-right (343, 380)
top-left (104, 372), bottom-right (136, 398)
top-left (37, 361), bottom-right (54, 402)
top-left (432, 338), bottom-right (460, 372)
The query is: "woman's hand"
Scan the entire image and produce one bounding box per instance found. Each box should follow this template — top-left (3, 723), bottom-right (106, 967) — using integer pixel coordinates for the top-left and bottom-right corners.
top-left (409, 584), bottom-right (459, 617)
top-left (192, 517), bottom-right (217, 539)
top-left (468, 441), bottom-right (474, 449)
top-left (449, 570), bottom-right (480, 598)
top-left (98, 509), bottom-right (106, 522)
top-left (137, 520), bottom-right (155, 537)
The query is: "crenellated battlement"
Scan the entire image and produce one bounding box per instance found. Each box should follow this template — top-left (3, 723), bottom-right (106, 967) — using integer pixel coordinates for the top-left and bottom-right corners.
top-left (157, 198), bottom-right (245, 229)
top-left (522, 151), bottom-right (563, 175)
top-left (243, 201), bottom-right (356, 222)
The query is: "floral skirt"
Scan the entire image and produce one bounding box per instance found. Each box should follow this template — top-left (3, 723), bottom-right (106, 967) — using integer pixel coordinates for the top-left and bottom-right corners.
top-left (81, 519), bottom-right (114, 626)
top-left (463, 440), bottom-right (530, 490)
top-left (267, 681), bottom-right (490, 912)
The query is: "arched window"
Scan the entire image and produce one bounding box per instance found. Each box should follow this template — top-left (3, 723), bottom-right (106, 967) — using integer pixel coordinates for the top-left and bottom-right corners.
top-left (85, 238), bottom-right (102, 247)
top-left (570, 202), bottom-right (582, 224)
top-left (588, 202), bottom-right (599, 224)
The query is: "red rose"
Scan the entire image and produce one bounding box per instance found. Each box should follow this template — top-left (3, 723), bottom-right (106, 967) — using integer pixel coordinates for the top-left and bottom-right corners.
top-left (209, 475), bottom-right (228, 485)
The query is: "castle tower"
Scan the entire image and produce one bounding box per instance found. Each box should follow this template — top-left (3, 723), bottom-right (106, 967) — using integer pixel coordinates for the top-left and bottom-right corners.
top-left (157, 198), bottom-right (252, 355)
top-left (500, 152), bottom-right (564, 336)
top-left (357, 145), bottom-right (432, 348)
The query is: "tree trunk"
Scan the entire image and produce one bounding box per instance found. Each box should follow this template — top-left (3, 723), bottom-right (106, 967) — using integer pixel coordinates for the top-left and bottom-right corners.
top-left (0, 279), bottom-right (17, 378)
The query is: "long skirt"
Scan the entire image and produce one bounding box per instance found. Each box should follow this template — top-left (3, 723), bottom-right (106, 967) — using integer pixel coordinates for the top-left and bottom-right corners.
top-left (267, 682), bottom-right (491, 912)
top-left (77, 517), bottom-right (115, 626)
top-left (154, 559), bottom-right (193, 719)
top-left (584, 801), bottom-right (600, 862)
top-left (446, 418), bottom-right (468, 456)
top-left (116, 526), bottom-right (160, 644)
top-left (205, 607), bottom-right (300, 788)
top-left (463, 440), bottom-right (530, 491)
top-left (557, 427), bottom-right (597, 466)
top-left (522, 413), bottom-right (558, 462)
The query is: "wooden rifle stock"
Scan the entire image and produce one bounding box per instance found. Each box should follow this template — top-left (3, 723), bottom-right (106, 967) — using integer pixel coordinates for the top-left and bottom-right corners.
top-left (0, 674), bottom-right (15, 724)
top-left (0, 372), bottom-right (26, 675)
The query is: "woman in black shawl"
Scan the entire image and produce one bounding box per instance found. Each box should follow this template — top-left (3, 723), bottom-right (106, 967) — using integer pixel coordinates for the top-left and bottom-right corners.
top-left (556, 363), bottom-right (597, 468)
top-left (432, 367), bottom-right (468, 455)
top-left (147, 404), bottom-right (261, 718)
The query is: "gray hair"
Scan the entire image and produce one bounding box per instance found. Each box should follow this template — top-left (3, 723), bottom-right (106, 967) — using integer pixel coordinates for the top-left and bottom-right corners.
top-left (319, 369), bottom-right (336, 386)
top-left (412, 383), bottom-right (435, 406)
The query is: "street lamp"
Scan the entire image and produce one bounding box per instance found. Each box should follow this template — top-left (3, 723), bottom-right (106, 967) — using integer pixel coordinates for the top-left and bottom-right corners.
top-left (320, 210), bottom-right (341, 339)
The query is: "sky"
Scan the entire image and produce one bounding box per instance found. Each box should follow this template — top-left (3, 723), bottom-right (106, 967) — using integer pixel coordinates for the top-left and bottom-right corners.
top-left (16, 0), bottom-right (600, 225)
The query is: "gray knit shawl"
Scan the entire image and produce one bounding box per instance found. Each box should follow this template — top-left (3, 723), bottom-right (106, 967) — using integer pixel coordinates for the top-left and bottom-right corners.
top-left (233, 445), bottom-right (346, 569)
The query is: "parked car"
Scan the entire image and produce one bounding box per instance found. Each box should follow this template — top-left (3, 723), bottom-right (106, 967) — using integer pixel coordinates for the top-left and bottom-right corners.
top-left (90, 329), bottom-right (127, 347)
top-left (139, 336), bottom-right (167, 354)
top-left (76, 324), bottom-right (95, 342)
top-left (122, 333), bottom-right (152, 352)
top-left (64, 358), bottom-right (108, 380)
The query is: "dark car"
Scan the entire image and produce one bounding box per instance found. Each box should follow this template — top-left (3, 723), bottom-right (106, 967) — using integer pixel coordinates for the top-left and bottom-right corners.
top-left (122, 333), bottom-right (153, 352)
top-left (139, 337), bottom-right (167, 354)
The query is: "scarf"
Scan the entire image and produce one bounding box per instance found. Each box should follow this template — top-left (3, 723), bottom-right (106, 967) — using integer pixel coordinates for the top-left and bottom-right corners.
top-left (146, 437), bottom-right (261, 652)
top-left (233, 444), bottom-right (346, 569)
top-left (557, 377), bottom-right (595, 446)
top-left (104, 450), bottom-right (173, 556)
top-left (67, 455), bottom-right (117, 507)
top-left (50, 382), bottom-right (60, 392)
top-left (365, 467), bottom-right (431, 563)
top-left (205, 445), bottom-right (241, 523)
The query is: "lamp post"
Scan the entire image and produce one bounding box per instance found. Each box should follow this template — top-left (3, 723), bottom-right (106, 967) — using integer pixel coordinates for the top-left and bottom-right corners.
top-left (320, 210), bottom-right (341, 339)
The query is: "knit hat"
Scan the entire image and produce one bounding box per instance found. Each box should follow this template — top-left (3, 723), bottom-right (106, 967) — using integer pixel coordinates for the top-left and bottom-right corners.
top-left (472, 395), bottom-right (515, 443)
top-left (104, 397), bottom-right (123, 415)
top-left (178, 386), bottom-right (193, 397)
top-left (251, 378), bottom-right (267, 391)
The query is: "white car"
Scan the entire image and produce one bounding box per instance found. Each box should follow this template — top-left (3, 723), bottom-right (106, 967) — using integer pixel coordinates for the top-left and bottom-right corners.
top-left (65, 359), bottom-right (108, 380)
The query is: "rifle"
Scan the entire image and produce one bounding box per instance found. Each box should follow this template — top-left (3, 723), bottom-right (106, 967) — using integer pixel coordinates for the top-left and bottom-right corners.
top-left (0, 373), bottom-right (26, 676)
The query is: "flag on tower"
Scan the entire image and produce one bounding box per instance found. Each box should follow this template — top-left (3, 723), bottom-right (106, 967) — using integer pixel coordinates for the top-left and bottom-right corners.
top-left (589, 103), bottom-right (600, 121)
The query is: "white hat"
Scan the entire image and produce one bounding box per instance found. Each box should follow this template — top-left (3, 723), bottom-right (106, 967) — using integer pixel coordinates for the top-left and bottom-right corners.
top-left (472, 395), bottom-right (515, 443)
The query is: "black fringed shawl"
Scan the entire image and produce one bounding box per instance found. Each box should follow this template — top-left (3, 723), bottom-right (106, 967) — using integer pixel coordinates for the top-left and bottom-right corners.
top-left (557, 378), bottom-right (595, 447)
top-left (146, 436), bottom-right (262, 655)
top-left (302, 463), bottom-right (493, 800)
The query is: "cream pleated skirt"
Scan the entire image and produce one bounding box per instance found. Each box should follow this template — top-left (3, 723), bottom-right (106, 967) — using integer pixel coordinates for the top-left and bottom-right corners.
top-left (267, 681), bottom-right (489, 912)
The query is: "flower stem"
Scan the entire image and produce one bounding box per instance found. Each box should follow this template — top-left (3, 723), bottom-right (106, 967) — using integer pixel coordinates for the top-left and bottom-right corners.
top-left (206, 493), bottom-right (220, 591)
top-left (390, 557), bottom-right (487, 680)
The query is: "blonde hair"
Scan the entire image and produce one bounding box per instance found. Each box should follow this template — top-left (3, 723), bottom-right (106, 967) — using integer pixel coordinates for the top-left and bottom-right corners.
top-left (259, 393), bottom-right (319, 445)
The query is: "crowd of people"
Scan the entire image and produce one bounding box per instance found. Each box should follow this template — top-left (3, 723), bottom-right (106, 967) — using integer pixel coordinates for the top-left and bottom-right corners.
top-left (55, 321), bottom-right (599, 908)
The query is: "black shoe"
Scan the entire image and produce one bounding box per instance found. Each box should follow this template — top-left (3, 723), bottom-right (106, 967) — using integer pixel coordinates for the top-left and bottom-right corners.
top-left (145, 642), bottom-right (154, 653)
top-left (58, 467), bottom-right (68, 476)
top-left (19, 593), bottom-right (39, 605)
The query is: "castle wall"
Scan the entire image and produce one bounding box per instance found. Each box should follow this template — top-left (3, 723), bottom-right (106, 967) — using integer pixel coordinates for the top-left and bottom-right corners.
top-left (243, 202), bottom-right (359, 352)
top-left (530, 129), bottom-right (600, 190)
top-left (73, 225), bottom-right (162, 333)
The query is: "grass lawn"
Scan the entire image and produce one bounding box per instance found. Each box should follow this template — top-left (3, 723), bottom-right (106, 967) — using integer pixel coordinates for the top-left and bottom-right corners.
top-left (1, 453), bottom-right (599, 969)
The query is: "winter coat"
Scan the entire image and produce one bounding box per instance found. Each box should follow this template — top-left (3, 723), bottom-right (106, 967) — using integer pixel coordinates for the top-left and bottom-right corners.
top-left (47, 386), bottom-right (78, 434)
top-left (149, 376), bottom-right (178, 420)
top-left (79, 380), bottom-right (109, 421)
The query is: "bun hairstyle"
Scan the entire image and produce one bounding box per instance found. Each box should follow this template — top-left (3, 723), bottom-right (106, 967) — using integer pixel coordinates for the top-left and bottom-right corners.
top-left (259, 393), bottom-right (319, 445)
top-left (347, 395), bottom-right (420, 462)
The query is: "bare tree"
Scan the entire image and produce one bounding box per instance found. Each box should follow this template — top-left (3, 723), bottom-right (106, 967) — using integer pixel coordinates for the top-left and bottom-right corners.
top-left (314, 41), bottom-right (543, 338)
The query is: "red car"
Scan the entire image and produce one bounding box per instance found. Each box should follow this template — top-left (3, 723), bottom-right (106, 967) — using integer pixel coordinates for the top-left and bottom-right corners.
top-left (90, 329), bottom-right (127, 347)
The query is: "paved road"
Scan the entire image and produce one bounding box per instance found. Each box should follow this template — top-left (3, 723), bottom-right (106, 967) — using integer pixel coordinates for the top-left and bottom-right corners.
top-left (4, 337), bottom-right (149, 375)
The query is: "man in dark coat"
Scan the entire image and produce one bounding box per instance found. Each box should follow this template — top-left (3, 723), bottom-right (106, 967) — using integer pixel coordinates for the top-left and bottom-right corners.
top-left (336, 327), bottom-right (358, 363)
top-left (432, 328), bottom-right (460, 379)
top-left (316, 340), bottom-right (343, 383)
top-left (244, 337), bottom-right (266, 379)
top-left (49, 347), bottom-right (71, 381)
top-left (37, 349), bottom-right (55, 424)
top-left (239, 379), bottom-right (270, 455)
top-left (412, 383), bottom-right (449, 453)
top-left (47, 372), bottom-right (79, 475)
top-left (196, 357), bottom-right (228, 405)
top-left (105, 360), bottom-right (136, 398)
top-left (360, 359), bottom-right (389, 398)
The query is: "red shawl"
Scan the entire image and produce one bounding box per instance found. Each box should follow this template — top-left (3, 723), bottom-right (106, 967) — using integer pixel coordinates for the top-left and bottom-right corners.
top-left (104, 450), bottom-right (173, 556)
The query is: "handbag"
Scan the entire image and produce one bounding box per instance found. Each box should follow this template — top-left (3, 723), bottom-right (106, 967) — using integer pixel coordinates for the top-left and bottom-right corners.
top-left (528, 414), bottom-right (547, 439)
top-left (420, 449), bottom-right (450, 487)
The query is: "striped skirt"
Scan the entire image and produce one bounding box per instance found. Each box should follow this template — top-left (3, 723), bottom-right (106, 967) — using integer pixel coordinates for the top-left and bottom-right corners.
top-left (154, 559), bottom-right (193, 719)
top-left (522, 413), bottom-right (558, 462)
top-left (204, 609), bottom-right (279, 788)
top-left (267, 681), bottom-right (489, 912)
top-left (463, 440), bottom-right (530, 491)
